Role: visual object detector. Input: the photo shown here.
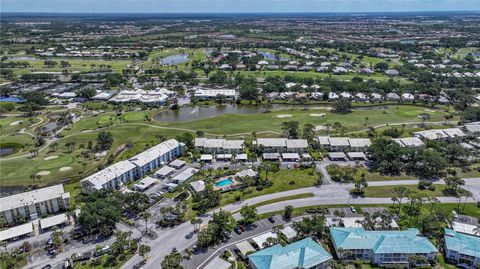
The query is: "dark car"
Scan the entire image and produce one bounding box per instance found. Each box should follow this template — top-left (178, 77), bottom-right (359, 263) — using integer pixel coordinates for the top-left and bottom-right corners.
top-left (268, 216), bottom-right (276, 223)
top-left (244, 224), bottom-right (257, 231)
top-left (73, 252), bottom-right (91, 262)
top-left (48, 248), bottom-right (57, 256)
top-left (233, 226), bottom-right (243, 235)
top-left (133, 260), bottom-right (146, 269)
top-left (185, 232), bottom-right (194, 239)
top-left (41, 265), bottom-right (52, 269)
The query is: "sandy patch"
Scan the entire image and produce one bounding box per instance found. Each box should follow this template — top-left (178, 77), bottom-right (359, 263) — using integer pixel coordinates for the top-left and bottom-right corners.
top-left (10, 121), bottom-right (22, 126)
top-left (277, 114), bottom-right (292, 118)
top-left (424, 109), bottom-right (435, 113)
top-left (37, 171), bottom-right (51, 176)
top-left (44, 155), bottom-right (58, 160)
top-left (59, 166), bottom-right (71, 172)
top-left (315, 125), bottom-right (327, 131)
top-left (310, 113), bottom-right (326, 117)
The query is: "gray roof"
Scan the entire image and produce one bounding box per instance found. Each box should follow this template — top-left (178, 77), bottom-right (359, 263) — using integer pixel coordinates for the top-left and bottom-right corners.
top-left (286, 139), bottom-right (308, 149)
top-left (0, 184), bottom-right (68, 212)
top-left (203, 257), bottom-right (231, 269)
top-left (189, 180), bottom-right (206, 193)
top-left (155, 166), bottom-right (176, 177)
top-left (257, 138), bottom-right (287, 148)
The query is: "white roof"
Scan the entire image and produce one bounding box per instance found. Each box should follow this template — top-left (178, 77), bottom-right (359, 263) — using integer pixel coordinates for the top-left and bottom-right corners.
top-left (40, 213), bottom-right (68, 229)
top-left (189, 180), bottom-right (206, 193)
top-left (442, 128), bottom-right (465, 138)
top-left (451, 221), bottom-right (479, 236)
top-left (286, 139), bottom-right (308, 149)
top-left (171, 167), bottom-right (198, 183)
top-left (347, 152), bottom-right (367, 159)
top-left (236, 241), bottom-right (256, 256)
top-left (194, 137), bottom-right (206, 147)
top-left (235, 153), bottom-right (248, 160)
top-left (280, 226), bottom-right (297, 240)
top-left (328, 152), bottom-right (347, 159)
top-left (329, 137), bottom-right (350, 147)
top-left (0, 222), bottom-right (33, 241)
top-left (134, 176), bottom-right (157, 190)
top-left (256, 138), bottom-right (287, 148)
top-left (317, 136), bottom-right (330, 145)
top-left (348, 138), bottom-right (371, 148)
top-left (92, 92), bottom-right (113, 100)
top-left (203, 139), bottom-right (224, 148)
top-left (169, 159), bottom-right (186, 168)
top-left (282, 153), bottom-right (300, 159)
top-left (252, 231), bottom-right (277, 249)
top-left (0, 184), bottom-right (68, 212)
top-left (130, 139), bottom-right (181, 167)
top-left (464, 124), bottom-right (480, 134)
top-left (81, 160), bottom-right (137, 189)
top-left (414, 130), bottom-right (448, 140)
top-left (217, 154), bottom-right (233, 159)
top-left (235, 169), bottom-right (258, 178)
top-left (393, 137), bottom-right (424, 147)
top-left (155, 166), bottom-right (176, 177)
top-left (263, 153), bottom-right (281, 160)
top-left (200, 154), bottom-right (214, 161)
top-left (223, 140), bottom-right (244, 149)
top-left (203, 257), bottom-right (231, 269)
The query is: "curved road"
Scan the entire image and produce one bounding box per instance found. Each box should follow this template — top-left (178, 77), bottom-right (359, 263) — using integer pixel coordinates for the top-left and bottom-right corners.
top-left (115, 177), bottom-right (479, 269)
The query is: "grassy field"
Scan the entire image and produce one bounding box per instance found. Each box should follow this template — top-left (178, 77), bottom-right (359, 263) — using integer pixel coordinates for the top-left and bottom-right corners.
top-left (6, 59), bottom-right (132, 75)
top-left (158, 105), bottom-right (456, 135)
top-left (361, 185), bottom-right (448, 198)
top-left (354, 168), bottom-right (415, 181)
top-left (219, 168), bottom-right (319, 206)
top-left (0, 124), bottom-right (186, 186)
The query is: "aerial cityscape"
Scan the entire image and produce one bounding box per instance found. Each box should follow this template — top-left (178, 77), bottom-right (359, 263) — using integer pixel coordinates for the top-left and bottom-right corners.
top-left (0, 1), bottom-right (479, 269)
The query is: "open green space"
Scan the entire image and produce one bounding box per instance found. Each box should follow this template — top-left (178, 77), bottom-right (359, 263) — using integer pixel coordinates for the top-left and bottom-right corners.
top-left (220, 168), bottom-right (318, 206)
top-left (158, 105), bottom-right (456, 135)
top-left (6, 59), bottom-right (132, 75)
top-left (354, 168), bottom-right (415, 181)
top-left (362, 185), bottom-right (449, 198)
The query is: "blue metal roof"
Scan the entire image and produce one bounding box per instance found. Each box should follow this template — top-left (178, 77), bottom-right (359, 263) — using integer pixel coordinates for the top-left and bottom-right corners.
top-left (444, 228), bottom-right (480, 258)
top-left (248, 237), bottom-right (332, 269)
top-left (330, 227), bottom-right (438, 254)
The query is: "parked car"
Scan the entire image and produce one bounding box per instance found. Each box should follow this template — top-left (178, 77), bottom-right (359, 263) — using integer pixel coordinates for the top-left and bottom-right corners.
top-left (234, 226), bottom-right (243, 235)
top-left (41, 265), bottom-right (52, 269)
top-left (73, 251), bottom-right (91, 262)
top-left (268, 216), bottom-right (276, 223)
top-left (350, 206), bottom-right (356, 213)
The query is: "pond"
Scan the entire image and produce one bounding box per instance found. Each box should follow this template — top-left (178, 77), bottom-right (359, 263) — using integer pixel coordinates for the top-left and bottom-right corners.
top-left (154, 104), bottom-right (296, 122)
top-left (7, 56), bottom-right (39, 61)
top-left (161, 54), bottom-right (189, 65)
top-left (0, 147), bottom-right (14, 156)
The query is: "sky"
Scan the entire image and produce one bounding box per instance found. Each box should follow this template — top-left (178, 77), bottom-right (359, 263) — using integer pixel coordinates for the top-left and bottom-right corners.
top-left (1, 0), bottom-right (479, 13)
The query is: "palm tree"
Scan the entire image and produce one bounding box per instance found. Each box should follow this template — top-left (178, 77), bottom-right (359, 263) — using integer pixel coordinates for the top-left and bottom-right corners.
top-left (364, 117), bottom-right (369, 126)
top-left (139, 244), bottom-right (151, 260)
top-left (141, 212), bottom-right (151, 232)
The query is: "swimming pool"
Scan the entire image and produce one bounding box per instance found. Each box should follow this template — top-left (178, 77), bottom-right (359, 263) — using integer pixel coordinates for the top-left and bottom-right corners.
top-left (215, 178), bottom-right (234, 187)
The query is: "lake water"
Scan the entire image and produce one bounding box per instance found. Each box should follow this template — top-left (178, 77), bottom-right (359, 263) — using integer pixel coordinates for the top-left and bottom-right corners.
top-left (8, 56), bottom-right (39, 61)
top-left (154, 104), bottom-right (292, 122)
top-left (0, 148), bottom-right (14, 156)
top-left (154, 103), bottom-right (393, 122)
top-left (161, 54), bottom-right (189, 65)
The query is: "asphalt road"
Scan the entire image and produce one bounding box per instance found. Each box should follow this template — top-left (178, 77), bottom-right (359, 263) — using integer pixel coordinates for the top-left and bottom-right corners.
top-left (118, 177), bottom-right (480, 269)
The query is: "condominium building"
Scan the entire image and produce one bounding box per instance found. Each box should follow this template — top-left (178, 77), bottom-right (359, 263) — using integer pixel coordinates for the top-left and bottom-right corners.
top-left (254, 138), bottom-right (309, 153)
top-left (0, 184), bottom-right (70, 224)
top-left (444, 228), bottom-right (480, 269)
top-left (194, 138), bottom-right (244, 154)
top-left (330, 227), bottom-right (437, 267)
top-left (248, 237), bottom-right (332, 269)
top-left (81, 139), bottom-right (184, 194)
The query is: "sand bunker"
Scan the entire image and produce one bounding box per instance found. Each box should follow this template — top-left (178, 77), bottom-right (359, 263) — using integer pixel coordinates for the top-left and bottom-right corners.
top-left (424, 109), bottom-right (435, 113)
top-left (59, 167), bottom-right (71, 172)
top-left (310, 113), bottom-right (326, 117)
top-left (44, 155), bottom-right (58, 160)
top-left (315, 125), bottom-right (327, 131)
top-left (37, 171), bottom-right (51, 176)
top-left (10, 121), bottom-right (22, 126)
top-left (277, 114), bottom-right (292, 118)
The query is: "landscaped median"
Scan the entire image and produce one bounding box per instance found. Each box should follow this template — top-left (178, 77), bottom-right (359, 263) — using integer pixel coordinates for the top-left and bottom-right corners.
top-left (359, 184), bottom-right (451, 198)
top-left (232, 193), bottom-right (315, 214)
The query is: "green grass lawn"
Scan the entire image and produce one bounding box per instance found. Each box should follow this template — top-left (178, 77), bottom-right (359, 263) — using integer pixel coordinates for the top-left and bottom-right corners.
top-left (8, 59), bottom-right (132, 75)
top-left (361, 185), bottom-right (448, 198)
top-left (0, 124), bottom-right (186, 186)
top-left (220, 168), bottom-right (318, 206)
top-left (354, 168), bottom-right (415, 181)
top-left (158, 105), bottom-right (455, 135)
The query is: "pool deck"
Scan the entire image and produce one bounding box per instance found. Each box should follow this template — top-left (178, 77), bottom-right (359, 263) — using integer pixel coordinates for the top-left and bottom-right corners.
top-left (213, 177), bottom-right (241, 192)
